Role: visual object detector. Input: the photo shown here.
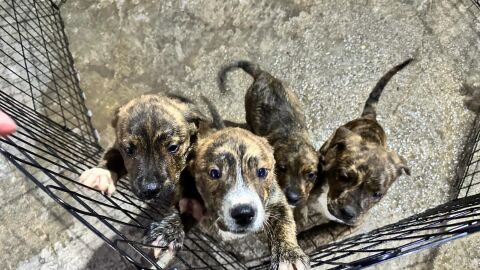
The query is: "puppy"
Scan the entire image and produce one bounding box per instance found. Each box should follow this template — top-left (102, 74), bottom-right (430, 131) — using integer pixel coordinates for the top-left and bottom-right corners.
top-left (79, 94), bottom-right (205, 200)
top-left (139, 96), bottom-right (221, 268)
top-left (145, 126), bottom-right (310, 270)
top-left (218, 61), bottom-right (319, 225)
top-left (306, 59), bottom-right (413, 228)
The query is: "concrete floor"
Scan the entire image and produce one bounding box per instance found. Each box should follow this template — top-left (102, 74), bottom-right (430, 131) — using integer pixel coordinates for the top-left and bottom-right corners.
top-left (1, 0), bottom-right (479, 269)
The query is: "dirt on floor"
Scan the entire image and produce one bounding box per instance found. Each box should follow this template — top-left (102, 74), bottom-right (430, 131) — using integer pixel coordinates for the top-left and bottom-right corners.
top-left (1, 0), bottom-right (479, 269)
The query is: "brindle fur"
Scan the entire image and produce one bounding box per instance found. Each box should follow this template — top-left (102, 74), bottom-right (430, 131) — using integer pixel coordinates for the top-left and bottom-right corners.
top-left (141, 97), bottom-right (221, 268)
top-left (80, 93), bottom-right (205, 200)
top-left (218, 61), bottom-right (319, 225)
top-left (198, 128), bottom-right (308, 269)
top-left (306, 59), bottom-right (413, 229)
top-left (145, 127), bottom-right (309, 269)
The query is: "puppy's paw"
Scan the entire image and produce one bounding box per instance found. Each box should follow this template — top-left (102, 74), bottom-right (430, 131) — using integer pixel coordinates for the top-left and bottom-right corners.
top-left (149, 236), bottom-right (178, 268)
top-left (278, 258), bottom-right (310, 270)
top-left (272, 248), bottom-right (310, 270)
top-left (79, 168), bottom-right (117, 196)
top-left (148, 227), bottom-right (184, 256)
top-left (144, 214), bottom-right (185, 267)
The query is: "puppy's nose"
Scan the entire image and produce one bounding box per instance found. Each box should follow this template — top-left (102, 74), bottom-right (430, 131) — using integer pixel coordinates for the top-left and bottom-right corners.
top-left (140, 182), bottom-right (161, 199)
top-left (286, 189), bottom-right (300, 206)
top-left (230, 204), bottom-right (256, 227)
top-left (340, 205), bottom-right (357, 220)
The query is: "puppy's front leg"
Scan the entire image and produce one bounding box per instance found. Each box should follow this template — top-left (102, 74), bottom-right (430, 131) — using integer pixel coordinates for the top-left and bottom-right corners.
top-left (80, 146), bottom-right (126, 196)
top-left (267, 191), bottom-right (310, 270)
top-left (294, 206), bottom-right (309, 232)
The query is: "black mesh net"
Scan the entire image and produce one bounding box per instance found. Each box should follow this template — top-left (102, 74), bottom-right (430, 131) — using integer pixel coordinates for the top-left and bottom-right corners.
top-left (0, 1), bottom-right (479, 269)
top-left (455, 115), bottom-right (480, 198)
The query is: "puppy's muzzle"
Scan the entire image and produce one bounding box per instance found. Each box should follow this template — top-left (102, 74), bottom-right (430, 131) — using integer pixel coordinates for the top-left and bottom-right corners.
top-left (339, 205), bottom-right (357, 221)
top-left (139, 182), bottom-right (162, 199)
top-left (329, 204), bottom-right (360, 225)
top-left (135, 178), bottom-right (175, 201)
top-left (230, 204), bottom-right (256, 227)
top-left (221, 186), bottom-right (265, 234)
top-left (285, 188), bottom-right (301, 206)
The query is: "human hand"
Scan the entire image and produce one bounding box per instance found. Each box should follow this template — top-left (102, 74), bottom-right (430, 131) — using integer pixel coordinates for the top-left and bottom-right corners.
top-left (0, 111), bottom-right (16, 137)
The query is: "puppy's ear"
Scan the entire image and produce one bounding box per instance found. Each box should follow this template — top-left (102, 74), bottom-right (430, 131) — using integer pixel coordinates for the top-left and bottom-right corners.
top-left (320, 127), bottom-right (361, 156)
top-left (333, 127), bottom-right (360, 143)
top-left (389, 152), bottom-right (411, 176)
top-left (185, 109), bottom-right (207, 134)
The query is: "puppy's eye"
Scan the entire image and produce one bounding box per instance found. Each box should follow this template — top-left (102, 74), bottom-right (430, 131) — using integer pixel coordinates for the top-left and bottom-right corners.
top-left (167, 144), bottom-right (179, 153)
top-left (257, 168), bottom-right (268, 178)
top-left (209, 169), bottom-right (221, 179)
top-left (372, 192), bottom-right (383, 199)
top-left (277, 164), bottom-right (287, 173)
top-left (306, 171), bottom-right (317, 180)
top-left (124, 144), bottom-right (136, 157)
top-left (338, 170), bottom-right (350, 183)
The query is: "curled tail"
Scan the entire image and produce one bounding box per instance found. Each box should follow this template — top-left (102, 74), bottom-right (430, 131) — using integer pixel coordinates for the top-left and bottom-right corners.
top-left (201, 95), bottom-right (225, 129)
top-left (217, 60), bottom-right (264, 93)
top-left (362, 58), bottom-right (413, 118)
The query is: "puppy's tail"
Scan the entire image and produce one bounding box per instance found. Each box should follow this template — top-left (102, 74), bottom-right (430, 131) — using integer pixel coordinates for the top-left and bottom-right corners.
top-left (361, 58), bottom-right (413, 119)
top-left (218, 60), bottom-right (264, 93)
top-left (201, 95), bottom-right (225, 129)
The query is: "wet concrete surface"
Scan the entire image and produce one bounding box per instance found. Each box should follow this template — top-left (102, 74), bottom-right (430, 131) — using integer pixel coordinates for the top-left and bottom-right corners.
top-left (1, 0), bottom-right (479, 269)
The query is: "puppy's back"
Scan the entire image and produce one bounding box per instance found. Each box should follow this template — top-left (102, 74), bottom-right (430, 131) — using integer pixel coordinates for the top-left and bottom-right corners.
top-left (218, 60), bottom-right (308, 139)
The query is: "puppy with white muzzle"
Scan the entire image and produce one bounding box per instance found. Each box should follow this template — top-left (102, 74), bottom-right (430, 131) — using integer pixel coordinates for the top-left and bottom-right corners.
top-left (145, 123), bottom-right (309, 270)
top-left (218, 61), bottom-right (319, 226)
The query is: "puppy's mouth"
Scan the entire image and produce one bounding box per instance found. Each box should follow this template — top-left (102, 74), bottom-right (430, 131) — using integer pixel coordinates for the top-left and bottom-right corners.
top-left (327, 204), bottom-right (360, 226)
top-left (288, 197), bottom-right (307, 208)
top-left (216, 220), bottom-right (250, 235)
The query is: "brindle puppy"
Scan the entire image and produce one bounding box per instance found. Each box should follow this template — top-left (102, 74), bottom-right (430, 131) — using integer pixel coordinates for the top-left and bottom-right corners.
top-left (138, 96), bottom-right (222, 268)
top-left (306, 59), bottom-right (413, 228)
top-left (218, 61), bottom-right (318, 224)
top-left (145, 127), bottom-right (310, 270)
top-left (79, 94), bottom-right (205, 200)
